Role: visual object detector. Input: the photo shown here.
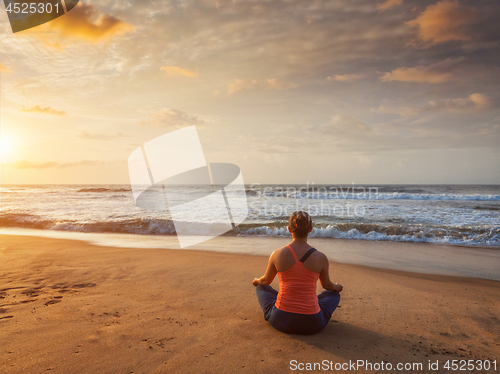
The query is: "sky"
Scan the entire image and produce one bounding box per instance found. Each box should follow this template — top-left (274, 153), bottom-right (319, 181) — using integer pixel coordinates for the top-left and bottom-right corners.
top-left (0, 0), bottom-right (499, 185)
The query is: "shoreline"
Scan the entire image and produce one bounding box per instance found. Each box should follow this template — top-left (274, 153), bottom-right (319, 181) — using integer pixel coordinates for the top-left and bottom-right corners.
top-left (0, 234), bottom-right (499, 373)
top-left (1, 228), bottom-right (499, 281)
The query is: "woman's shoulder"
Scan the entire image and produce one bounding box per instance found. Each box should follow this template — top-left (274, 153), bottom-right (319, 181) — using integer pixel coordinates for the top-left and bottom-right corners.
top-left (314, 249), bottom-right (329, 264)
top-left (311, 247), bottom-right (326, 256)
top-left (272, 245), bottom-right (290, 257)
top-left (271, 245), bottom-right (295, 263)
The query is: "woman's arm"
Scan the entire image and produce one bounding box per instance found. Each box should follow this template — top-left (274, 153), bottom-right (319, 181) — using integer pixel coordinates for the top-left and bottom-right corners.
top-left (319, 253), bottom-right (343, 292)
top-left (252, 251), bottom-right (278, 286)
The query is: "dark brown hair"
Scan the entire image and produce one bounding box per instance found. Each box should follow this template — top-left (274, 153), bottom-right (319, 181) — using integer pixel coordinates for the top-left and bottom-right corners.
top-left (288, 211), bottom-right (312, 238)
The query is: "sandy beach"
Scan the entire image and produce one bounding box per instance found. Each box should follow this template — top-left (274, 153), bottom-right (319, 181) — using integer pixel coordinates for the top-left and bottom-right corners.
top-left (1, 234), bottom-right (499, 374)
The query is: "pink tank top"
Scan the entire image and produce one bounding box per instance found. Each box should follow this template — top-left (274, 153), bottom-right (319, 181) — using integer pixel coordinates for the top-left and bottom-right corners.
top-left (275, 245), bottom-right (320, 315)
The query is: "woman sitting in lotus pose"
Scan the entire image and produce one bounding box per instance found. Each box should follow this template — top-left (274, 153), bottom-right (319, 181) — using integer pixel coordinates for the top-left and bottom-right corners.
top-left (253, 211), bottom-right (342, 335)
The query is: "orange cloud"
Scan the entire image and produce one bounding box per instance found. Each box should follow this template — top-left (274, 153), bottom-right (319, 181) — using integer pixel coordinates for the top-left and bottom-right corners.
top-left (227, 78), bottom-right (296, 94)
top-left (326, 74), bottom-right (364, 82)
top-left (50, 3), bottom-right (135, 42)
top-left (468, 93), bottom-right (490, 108)
top-left (22, 105), bottom-right (66, 116)
top-left (372, 93), bottom-right (491, 117)
top-left (3, 160), bottom-right (103, 169)
top-left (160, 66), bottom-right (199, 77)
top-left (20, 3), bottom-right (135, 46)
top-left (407, 0), bottom-right (474, 47)
top-left (435, 93), bottom-right (490, 111)
top-left (373, 104), bottom-right (414, 117)
top-left (377, 0), bottom-right (403, 11)
top-left (0, 62), bottom-right (11, 72)
top-left (140, 108), bottom-right (205, 129)
top-left (228, 79), bottom-right (259, 94)
top-left (380, 66), bottom-right (454, 84)
top-left (77, 131), bottom-right (128, 140)
top-left (3, 160), bottom-right (58, 169)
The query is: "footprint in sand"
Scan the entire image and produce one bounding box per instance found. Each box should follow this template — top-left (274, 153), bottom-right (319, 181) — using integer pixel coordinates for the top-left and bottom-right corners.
top-left (51, 283), bottom-right (70, 290)
top-left (21, 287), bottom-right (43, 296)
top-left (72, 283), bottom-right (96, 289)
top-left (19, 299), bottom-right (37, 304)
top-left (0, 287), bottom-right (25, 292)
top-left (45, 299), bottom-right (62, 306)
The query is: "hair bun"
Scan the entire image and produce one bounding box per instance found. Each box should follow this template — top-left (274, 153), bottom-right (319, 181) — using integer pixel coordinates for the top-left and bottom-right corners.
top-left (288, 211), bottom-right (312, 238)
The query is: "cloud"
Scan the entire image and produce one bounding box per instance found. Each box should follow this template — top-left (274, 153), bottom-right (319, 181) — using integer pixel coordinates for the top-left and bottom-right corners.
top-left (431, 93), bottom-right (491, 111)
top-left (77, 131), bottom-right (129, 141)
top-left (477, 116), bottom-right (500, 136)
top-left (373, 104), bottom-right (415, 117)
top-left (160, 66), bottom-right (199, 77)
top-left (3, 160), bottom-right (104, 169)
top-left (20, 3), bottom-right (135, 46)
top-left (49, 3), bottom-right (135, 42)
top-left (218, 125), bottom-right (319, 155)
top-left (326, 74), bottom-right (364, 82)
top-left (312, 105), bottom-right (498, 153)
top-left (380, 66), bottom-right (454, 83)
top-left (3, 160), bottom-right (58, 169)
top-left (140, 108), bottom-right (205, 129)
top-left (407, 0), bottom-right (474, 47)
top-left (227, 79), bottom-right (258, 95)
top-left (320, 115), bottom-right (370, 136)
top-left (0, 63), bottom-right (11, 72)
top-left (311, 115), bottom-right (374, 149)
top-left (377, 0), bottom-right (403, 11)
top-left (313, 115), bottom-right (402, 151)
top-left (22, 105), bottom-right (66, 116)
top-left (227, 78), bottom-right (296, 95)
top-left (373, 93), bottom-right (491, 117)
top-left (379, 59), bottom-right (461, 84)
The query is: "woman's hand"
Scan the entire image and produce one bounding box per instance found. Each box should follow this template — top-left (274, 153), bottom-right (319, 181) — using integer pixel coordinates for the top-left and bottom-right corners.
top-left (252, 252), bottom-right (278, 287)
top-left (333, 283), bottom-right (343, 292)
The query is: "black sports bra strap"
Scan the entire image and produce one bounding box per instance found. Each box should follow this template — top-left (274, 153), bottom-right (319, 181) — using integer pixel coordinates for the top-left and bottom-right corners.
top-left (299, 248), bottom-right (316, 263)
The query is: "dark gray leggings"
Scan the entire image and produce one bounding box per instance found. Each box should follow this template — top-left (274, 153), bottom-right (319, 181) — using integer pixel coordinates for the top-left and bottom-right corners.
top-left (255, 285), bottom-right (340, 335)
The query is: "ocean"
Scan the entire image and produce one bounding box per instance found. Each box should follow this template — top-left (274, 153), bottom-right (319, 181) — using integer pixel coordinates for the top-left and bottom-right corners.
top-left (0, 184), bottom-right (499, 248)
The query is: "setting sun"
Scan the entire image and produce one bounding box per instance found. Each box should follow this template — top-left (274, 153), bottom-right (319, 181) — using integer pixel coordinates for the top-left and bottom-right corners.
top-left (1, 136), bottom-right (12, 150)
top-left (0, 133), bottom-right (17, 162)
